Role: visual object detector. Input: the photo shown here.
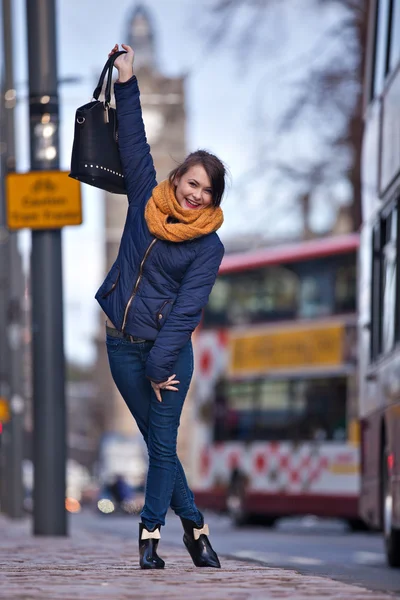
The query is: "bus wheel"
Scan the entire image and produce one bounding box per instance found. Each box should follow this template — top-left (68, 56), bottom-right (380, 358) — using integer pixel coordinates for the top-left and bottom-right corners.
top-left (227, 475), bottom-right (249, 527)
top-left (347, 518), bottom-right (370, 532)
top-left (383, 444), bottom-right (400, 567)
top-left (257, 515), bottom-right (278, 528)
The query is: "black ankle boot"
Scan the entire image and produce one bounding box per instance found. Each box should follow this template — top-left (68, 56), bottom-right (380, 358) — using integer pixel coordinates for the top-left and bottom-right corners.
top-left (181, 517), bottom-right (221, 568)
top-left (139, 523), bottom-right (165, 569)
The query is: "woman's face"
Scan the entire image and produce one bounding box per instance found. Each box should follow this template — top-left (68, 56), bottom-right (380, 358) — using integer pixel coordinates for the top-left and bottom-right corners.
top-left (174, 165), bottom-right (213, 210)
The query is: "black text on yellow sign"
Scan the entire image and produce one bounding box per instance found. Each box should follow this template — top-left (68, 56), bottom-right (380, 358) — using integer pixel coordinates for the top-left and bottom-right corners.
top-left (6, 171), bottom-right (82, 230)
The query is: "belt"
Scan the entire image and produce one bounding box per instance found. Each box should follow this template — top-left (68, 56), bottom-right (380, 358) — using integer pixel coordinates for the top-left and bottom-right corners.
top-left (106, 325), bottom-right (148, 344)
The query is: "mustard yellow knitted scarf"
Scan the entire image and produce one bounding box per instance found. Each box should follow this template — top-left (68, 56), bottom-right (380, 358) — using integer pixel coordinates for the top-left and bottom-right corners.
top-left (144, 179), bottom-right (224, 242)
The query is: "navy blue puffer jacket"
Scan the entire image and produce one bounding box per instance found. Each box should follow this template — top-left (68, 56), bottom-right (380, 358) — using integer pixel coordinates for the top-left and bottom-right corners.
top-left (95, 76), bottom-right (225, 383)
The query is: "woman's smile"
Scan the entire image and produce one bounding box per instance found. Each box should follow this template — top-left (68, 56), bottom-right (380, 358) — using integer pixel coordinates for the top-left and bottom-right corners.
top-left (184, 197), bottom-right (202, 209)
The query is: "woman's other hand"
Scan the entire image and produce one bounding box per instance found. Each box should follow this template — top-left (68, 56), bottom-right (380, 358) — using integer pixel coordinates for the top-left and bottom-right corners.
top-left (108, 43), bottom-right (134, 83)
top-left (151, 374), bottom-right (180, 403)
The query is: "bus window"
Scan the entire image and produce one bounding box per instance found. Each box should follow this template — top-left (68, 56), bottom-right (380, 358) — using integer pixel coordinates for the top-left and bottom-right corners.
top-left (215, 377), bottom-right (348, 443)
top-left (204, 252), bottom-right (357, 329)
top-left (204, 266), bottom-right (299, 328)
top-left (298, 271), bottom-right (332, 319)
top-left (371, 223), bottom-right (382, 361)
top-left (228, 270), bottom-right (266, 325)
top-left (205, 278), bottom-right (230, 326)
top-left (335, 264), bottom-right (357, 313)
top-left (292, 379), bottom-right (347, 442)
top-left (381, 207), bottom-right (397, 353)
top-left (214, 380), bottom-right (255, 442)
top-left (389, 0), bottom-right (400, 71)
top-left (372, 0), bottom-right (392, 98)
top-left (259, 267), bottom-right (298, 322)
top-left (370, 206), bottom-right (398, 359)
top-left (253, 380), bottom-right (292, 440)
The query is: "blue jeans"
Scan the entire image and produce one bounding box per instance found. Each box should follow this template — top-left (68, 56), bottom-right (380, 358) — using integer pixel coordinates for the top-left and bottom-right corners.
top-left (106, 333), bottom-right (203, 529)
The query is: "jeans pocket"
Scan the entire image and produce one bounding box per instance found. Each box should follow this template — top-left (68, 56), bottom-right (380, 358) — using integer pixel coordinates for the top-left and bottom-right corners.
top-left (105, 334), bottom-right (123, 354)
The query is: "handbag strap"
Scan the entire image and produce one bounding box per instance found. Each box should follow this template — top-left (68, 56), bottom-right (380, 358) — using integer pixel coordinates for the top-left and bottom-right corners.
top-left (104, 51), bottom-right (127, 105)
top-left (92, 51), bottom-right (127, 102)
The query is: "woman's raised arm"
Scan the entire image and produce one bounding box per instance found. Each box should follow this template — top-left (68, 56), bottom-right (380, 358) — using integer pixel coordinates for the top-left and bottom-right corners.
top-left (110, 44), bottom-right (157, 205)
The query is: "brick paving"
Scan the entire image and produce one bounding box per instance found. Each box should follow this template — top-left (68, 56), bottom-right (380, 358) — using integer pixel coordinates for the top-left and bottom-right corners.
top-left (0, 514), bottom-right (397, 600)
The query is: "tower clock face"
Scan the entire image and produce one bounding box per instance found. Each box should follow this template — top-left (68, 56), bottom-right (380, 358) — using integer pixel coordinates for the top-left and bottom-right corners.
top-left (142, 108), bottom-right (165, 144)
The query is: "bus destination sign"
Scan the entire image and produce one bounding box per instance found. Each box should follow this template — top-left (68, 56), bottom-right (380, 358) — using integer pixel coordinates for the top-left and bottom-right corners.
top-left (229, 323), bottom-right (345, 375)
top-left (6, 171), bottom-right (82, 230)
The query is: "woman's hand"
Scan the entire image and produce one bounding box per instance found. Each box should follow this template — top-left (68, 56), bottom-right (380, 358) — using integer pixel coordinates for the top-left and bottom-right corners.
top-left (108, 43), bottom-right (134, 83)
top-left (151, 374), bottom-right (180, 403)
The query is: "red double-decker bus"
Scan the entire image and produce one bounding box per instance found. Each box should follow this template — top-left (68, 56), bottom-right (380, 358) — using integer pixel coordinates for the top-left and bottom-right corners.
top-left (191, 234), bottom-right (362, 528)
top-left (358, 0), bottom-right (400, 567)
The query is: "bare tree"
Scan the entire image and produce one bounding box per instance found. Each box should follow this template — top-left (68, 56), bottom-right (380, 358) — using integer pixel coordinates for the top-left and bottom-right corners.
top-left (205, 0), bottom-right (369, 234)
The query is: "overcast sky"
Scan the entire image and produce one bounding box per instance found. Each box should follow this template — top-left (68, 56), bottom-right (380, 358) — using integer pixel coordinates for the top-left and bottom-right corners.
top-left (7, 0), bottom-right (345, 365)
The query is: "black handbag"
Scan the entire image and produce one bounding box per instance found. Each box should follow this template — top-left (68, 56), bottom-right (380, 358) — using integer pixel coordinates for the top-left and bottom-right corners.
top-left (69, 51), bottom-right (127, 194)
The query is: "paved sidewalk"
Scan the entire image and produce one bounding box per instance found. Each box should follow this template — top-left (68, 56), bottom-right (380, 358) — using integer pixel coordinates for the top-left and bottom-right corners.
top-left (0, 514), bottom-right (397, 600)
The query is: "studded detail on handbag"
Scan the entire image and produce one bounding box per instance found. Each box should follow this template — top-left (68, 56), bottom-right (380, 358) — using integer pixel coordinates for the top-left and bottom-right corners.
top-left (69, 51), bottom-right (127, 194)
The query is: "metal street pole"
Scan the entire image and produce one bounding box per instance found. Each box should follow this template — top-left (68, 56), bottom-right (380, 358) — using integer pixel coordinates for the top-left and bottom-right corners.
top-left (0, 180), bottom-right (10, 518)
top-left (0, 3), bottom-right (12, 516)
top-left (2, 0), bottom-right (25, 520)
top-left (26, 0), bottom-right (67, 536)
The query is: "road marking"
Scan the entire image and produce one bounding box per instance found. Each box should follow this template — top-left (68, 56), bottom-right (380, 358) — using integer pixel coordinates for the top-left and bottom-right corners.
top-left (235, 550), bottom-right (386, 568)
top-left (233, 550), bottom-right (282, 563)
top-left (288, 556), bottom-right (323, 566)
top-left (353, 551), bottom-right (386, 565)
top-left (232, 550), bottom-right (323, 566)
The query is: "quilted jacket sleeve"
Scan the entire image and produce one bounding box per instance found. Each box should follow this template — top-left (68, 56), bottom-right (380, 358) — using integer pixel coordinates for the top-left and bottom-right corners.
top-left (145, 239), bottom-right (225, 383)
top-left (114, 75), bottom-right (157, 206)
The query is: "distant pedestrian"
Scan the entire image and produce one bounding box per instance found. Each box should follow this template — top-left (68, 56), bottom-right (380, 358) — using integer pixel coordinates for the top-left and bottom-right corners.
top-left (109, 474), bottom-right (130, 507)
top-left (96, 43), bottom-right (225, 570)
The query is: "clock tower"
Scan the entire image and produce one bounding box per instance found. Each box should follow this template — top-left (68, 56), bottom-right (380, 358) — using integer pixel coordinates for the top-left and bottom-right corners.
top-left (94, 5), bottom-right (187, 446)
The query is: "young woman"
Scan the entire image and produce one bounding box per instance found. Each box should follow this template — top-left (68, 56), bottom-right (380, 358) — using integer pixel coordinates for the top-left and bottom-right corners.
top-left (95, 44), bottom-right (226, 570)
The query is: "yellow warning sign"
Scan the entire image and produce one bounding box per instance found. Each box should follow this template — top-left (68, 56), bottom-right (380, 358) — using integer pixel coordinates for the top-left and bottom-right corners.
top-left (6, 171), bottom-right (82, 230)
top-left (0, 397), bottom-right (10, 423)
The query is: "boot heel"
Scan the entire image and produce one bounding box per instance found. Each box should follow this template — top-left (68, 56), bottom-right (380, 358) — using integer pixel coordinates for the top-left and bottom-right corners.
top-left (139, 523), bottom-right (165, 569)
top-left (181, 518), bottom-right (221, 568)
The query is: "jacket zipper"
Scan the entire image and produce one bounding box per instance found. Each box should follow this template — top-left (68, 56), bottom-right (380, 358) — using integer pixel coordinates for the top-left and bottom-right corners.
top-left (121, 239), bottom-right (157, 332)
